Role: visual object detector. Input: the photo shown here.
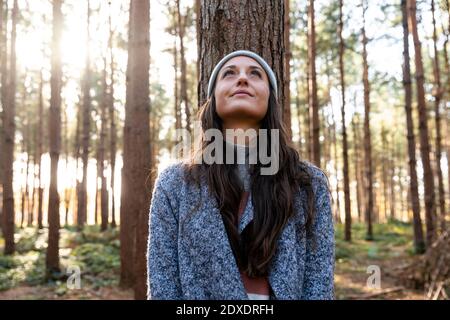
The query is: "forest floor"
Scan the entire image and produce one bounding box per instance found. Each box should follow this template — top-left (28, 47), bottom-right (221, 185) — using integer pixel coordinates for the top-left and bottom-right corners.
top-left (0, 221), bottom-right (426, 300)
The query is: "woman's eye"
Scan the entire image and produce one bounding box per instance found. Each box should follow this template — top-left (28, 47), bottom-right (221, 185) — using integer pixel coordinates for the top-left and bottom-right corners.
top-left (223, 70), bottom-right (233, 77)
top-left (252, 70), bottom-right (261, 77)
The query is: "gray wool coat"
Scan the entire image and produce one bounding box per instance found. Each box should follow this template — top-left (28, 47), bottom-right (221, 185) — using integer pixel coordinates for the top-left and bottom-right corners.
top-left (146, 161), bottom-right (335, 300)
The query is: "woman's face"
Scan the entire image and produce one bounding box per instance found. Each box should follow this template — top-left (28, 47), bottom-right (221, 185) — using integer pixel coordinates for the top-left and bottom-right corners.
top-left (214, 56), bottom-right (270, 129)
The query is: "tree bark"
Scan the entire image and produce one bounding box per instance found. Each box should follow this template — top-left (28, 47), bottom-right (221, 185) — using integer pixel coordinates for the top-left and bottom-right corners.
top-left (99, 57), bottom-right (109, 232)
top-left (2, 0), bottom-right (17, 255)
top-left (0, 0), bottom-right (5, 228)
top-left (46, 0), bottom-right (62, 276)
top-left (283, 0), bottom-right (292, 139)
top-left (338, 0), bottom-right (351, 241)
top-left (362, 0), bottom-right (374, 240)
top-left (120, 0), bottom-right (152, 300)
top-left (408, 0), bottom-right (436, 246)
top-left (430, 0), bottom-right (446, 230)
top-left (77, 1), bottom-right (91, 229)
top-left (37, 70), bottom-right (44, 229)
top-left (197, 0), bottom-right (287, 123)
top-left (176, 0), bottom-right (191, 134)
top-left (308, 0), bottom-right (320, 167)
top-left (107, 2), bottom-right (116, 229)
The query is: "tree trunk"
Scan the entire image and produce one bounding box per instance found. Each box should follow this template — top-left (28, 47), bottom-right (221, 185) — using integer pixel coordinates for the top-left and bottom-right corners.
top-left (389, 140), bottom-right (397, 221)
top-left (99, 57), bottom-right (109, 232)
top-left (295, 77), bottom-right (303, 155)
top-left (0, 0), bottom-right (4, 221)
top-left (0, 0), bottom-right (6, 223)
top-left (283, 0), bottom-right (292, 139)
top-left (381, 126), bottom-right (388, 221)
top-left (308, 0), bottom-right (320, 167)
top-left (174, 38), bottom-right (181, 132)
top-left (77, 1), bottom-right (91, 229)
top-left (36, 70), bottom-right (44, 229)
top-left (120, 0), bottom-right (152, 300)
top-left (338, 0), bottom-right (351, 241)
top-left (63, 105), bottom-right (70, 226)
top-left (431, 0), bottom-right (446, 230)
top-left (2, 0), bottom-right (17, 255)
top-left (107, 3), bottom-right (116, 229)
top-left (46, 0), bottom-right (62, 277)
top-left (362, 0), bottom-right (373, 240)
top-left (176, 0), bottom-right (191, 134)
top-left (197, 0), bottom-right (287, 116)
top-left (408, 0), bottom-right (436, 246)
top-left (351, 114), bottom-right (363, 222)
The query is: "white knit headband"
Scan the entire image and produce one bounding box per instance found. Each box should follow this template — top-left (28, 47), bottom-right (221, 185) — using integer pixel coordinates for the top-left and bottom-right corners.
top-left (207, 50), bottom-right (278, 98)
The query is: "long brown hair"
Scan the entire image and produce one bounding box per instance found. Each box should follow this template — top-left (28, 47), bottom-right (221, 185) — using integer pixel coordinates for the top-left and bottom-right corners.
top-left (184, 90), bottom-right (316, 278)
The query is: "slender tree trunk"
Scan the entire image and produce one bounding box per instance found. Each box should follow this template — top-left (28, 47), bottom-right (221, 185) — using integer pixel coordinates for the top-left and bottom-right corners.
top-left (78, 1), bottom-right (91, 229)
top-left (99, 57), bottom-right (109, 232)
top-left (107, 3), bottom-right (116, 229)
top-left (295, 77), bottom-right (303, 155)
top-left (408, 0), bottom-right (436, 246)
top-left (73, 100), bottom-right (81, 227)
top-left (20, 135), bottom-right (26, 229)
top-left (389, 140), bottom-right (396, 220)
top-left (2, 0), bottom-right (17, 255)
top-left (381, 126), bottom-right (388, 221)
top-left (338, 0), bottom-right (351, 241)
top-left (283, 0), bottom-right (292, 138)
top-left (63, 106), bottom-right (70, 226)
top-left (120, 0), bottom-right (152, 300)
top-left (174, 39), bottom-right (181, 132)
top-left (195, 0), bottom-right (200, 88)
top-left (331, 111), bottom-right (342, 225)
top-left (431, 0), bottom-right (446, 230)
top-left (362, 0), bottom-right (373, 240)
top-left (176, 0), bottom-right (191, 134)
top-left (351, 115), bottom-right (363, 222)
top-left (46, 0), bottom-right (62, 276)
top-left (22, 137), bottom-right (30, 228)
top-left (0, 0), bottom-right (4, 223)
top-left (308, 0), bottom-right (320, 167)
top-left (37, 70), bottom-right (44, 229)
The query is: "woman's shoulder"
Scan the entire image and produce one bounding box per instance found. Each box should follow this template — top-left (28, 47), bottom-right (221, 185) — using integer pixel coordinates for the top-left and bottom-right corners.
top-left (298, 160), bottom-right (330, 194)
top-left (154, 161), bottom-right (188, 193)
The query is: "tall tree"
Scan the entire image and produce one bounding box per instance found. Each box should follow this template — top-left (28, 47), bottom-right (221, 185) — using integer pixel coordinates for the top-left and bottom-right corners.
top-left (307, 0), bottom-right (320, 167)
top-left (197, 0), bottom-right (287, 120)
top-left (408, 0), bottom-right (436, 246)
top-left (430, 0), bottom-right (446, 229)
top-left (37, 70), bottom-right (44, 229)
top-left (46, 0), bottom-right (63, 276)
top-left (362, 0), bottom-right (374, 240)
top-left (99, 56), bottom-right (109, 231)
top-left (107, 1), bottom-right (116, 228)
top-left (2, 0), bottom-right (17, 255)
top-left (120, 0), bottom-right (152, 300)
top-left (176, 0), bottom-right (191, 134)
top-left (338, 0), bottom-right (351, 241)
top-left (77, 0), bottom-right (91, 229)
top-left (0, 0), bottom-right (5, 222)
top-left (283, 0), bottom-right (292, 139)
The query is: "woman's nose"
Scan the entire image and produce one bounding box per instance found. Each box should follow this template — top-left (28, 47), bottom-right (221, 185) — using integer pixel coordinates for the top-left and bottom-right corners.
top-left (237, 71), bottom-right (249, 85)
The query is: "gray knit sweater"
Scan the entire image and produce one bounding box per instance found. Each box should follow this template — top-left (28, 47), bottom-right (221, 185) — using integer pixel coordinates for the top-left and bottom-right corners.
top-left (147, 153), bottom-right (335, 300)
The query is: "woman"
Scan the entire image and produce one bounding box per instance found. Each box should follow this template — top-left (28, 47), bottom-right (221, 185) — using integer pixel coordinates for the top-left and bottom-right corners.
top-left (147, 50), bottom-right (335, 300)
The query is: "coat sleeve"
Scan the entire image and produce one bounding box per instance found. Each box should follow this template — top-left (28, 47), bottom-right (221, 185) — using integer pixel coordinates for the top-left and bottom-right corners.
top-left (301, 169), bottom-right (335, 300)
top-left (147, 170), bottom-right (183, 300)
